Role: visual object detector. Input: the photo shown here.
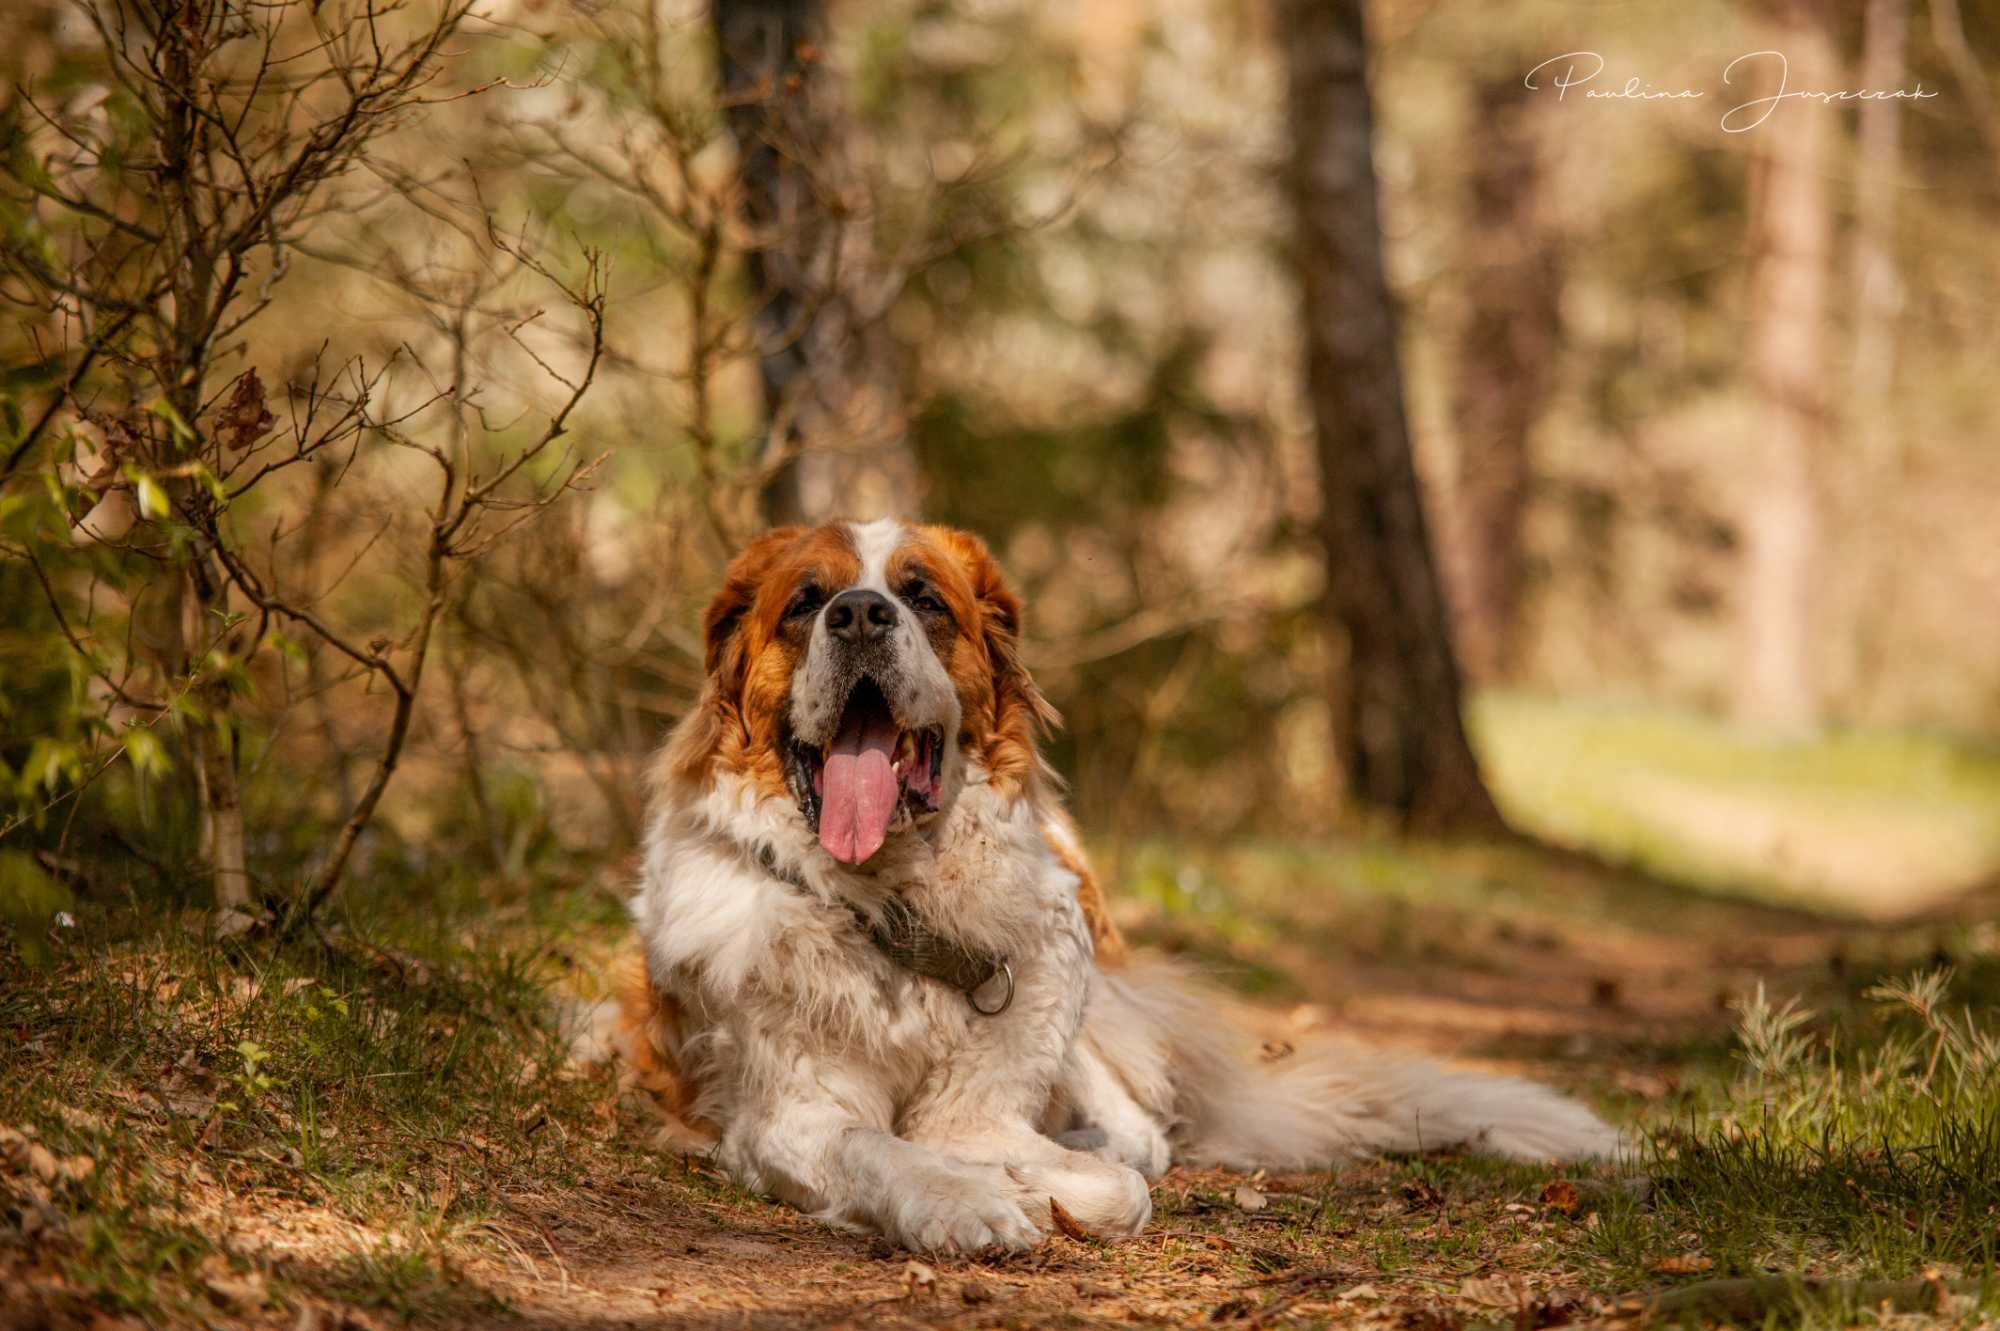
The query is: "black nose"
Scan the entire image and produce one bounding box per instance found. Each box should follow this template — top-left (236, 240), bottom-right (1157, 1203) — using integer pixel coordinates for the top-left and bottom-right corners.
top-left (825, 588), bottom-right (898, 644)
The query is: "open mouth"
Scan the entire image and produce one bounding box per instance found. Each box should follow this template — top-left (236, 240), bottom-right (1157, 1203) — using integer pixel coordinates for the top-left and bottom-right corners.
top-left (785, 678), bottom-right (944, 865)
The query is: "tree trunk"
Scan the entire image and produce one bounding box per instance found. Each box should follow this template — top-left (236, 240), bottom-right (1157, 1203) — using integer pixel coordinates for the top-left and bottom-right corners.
top-left (1737, 1), bottom-right (1833, 735)
top-left (1278, 0), bottom-right (1503, 834)
top-left (712, 0), bottom-right (917, 526)
top-left (196, 725), bottom-right (250, 909)
top-left (1447, 78), bottom-right (1559, 683)
top-left (1850, 0), bottom-right (1906, 417)
top-left (149, 8), bottom-right (252, 910)
top-left (1848, 0), bottom-right (1909, 703)
top-left (185, 566), bottom-right (251, 909)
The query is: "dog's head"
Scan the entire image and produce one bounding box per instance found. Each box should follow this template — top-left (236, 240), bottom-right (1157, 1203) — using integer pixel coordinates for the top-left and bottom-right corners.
top-left (665, 520), bottom-right (1055, 866)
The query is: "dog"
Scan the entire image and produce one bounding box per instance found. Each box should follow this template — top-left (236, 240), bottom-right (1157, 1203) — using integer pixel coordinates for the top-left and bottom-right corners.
top-left (605, 519), bottom-right (1619, 1253)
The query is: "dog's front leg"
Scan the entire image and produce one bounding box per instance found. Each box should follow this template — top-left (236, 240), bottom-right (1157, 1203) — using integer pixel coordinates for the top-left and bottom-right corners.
top-left (899, 1053), bottom-right (1154, 1239)
top-left (720, 1077), bottom-right (1043, 1253)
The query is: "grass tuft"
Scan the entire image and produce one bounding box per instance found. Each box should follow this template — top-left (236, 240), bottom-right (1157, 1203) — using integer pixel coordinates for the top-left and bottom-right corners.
top-left (1590, 968), bottom-right (2000, 1292)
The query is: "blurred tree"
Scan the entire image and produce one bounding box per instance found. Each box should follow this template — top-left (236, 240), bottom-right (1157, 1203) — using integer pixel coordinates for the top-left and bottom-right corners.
top-left (1278, 0), bottom-right (1502, 833)
top-left (1447, 77), bottom-right (1558, 683)
top-left (713, 0), bottom-right (918, 523)
top-left (1851, 0), bottom-right (1908, 412)
top-left (1929, 0), bottom-right (2000, 177)
top-left (1737, 5), bottom-right (1834, 735)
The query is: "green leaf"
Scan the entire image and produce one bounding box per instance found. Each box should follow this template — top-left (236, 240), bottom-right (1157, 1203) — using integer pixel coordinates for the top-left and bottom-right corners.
top-left (191, 462), bottom-right (229, 506)
top-left (0, 849), bottom-right (75, 968)
top-left (19, 737), bottom-right (79, 796)
top-left (150, 398), bottom-right (195, 443)
top-left (131, 469), bottom-right (169, 519)
top-left (123, 726), bottom-right (170, 779)
top-left (268, 631), bottom-right (309, 666)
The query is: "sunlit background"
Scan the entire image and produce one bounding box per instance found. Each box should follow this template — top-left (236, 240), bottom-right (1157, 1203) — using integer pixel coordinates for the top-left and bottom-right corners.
top-left (6, 0), bottom-right (2000, 923)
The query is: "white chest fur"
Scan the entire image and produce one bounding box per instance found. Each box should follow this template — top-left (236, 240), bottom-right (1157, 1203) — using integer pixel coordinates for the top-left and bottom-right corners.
top-left (630, 766), bottom-right (1095, 1128)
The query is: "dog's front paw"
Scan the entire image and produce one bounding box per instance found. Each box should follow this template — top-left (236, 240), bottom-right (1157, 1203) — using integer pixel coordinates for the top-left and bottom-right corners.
top-left (1006, 1157), bottom-right (1152, 1238)
top-left (884, 1171), bottom-right (1043, 1254)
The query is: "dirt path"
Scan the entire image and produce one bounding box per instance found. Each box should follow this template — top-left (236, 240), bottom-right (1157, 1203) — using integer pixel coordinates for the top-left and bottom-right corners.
top-left (351, 874), bottom-right (1841, 1328)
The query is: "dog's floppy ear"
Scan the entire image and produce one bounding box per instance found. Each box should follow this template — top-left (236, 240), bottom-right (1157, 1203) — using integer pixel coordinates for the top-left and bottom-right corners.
top-left (661, 526), bottom-right (805, 783)
top-left (702, 525), bottom-right (807, 693)
top-left (930, 527), bottom-right (1059, 792)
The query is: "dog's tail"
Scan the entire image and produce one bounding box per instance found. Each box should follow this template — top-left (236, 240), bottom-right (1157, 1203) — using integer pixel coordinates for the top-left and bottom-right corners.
top-left (1089, 959), bottom-right (1622, 1168)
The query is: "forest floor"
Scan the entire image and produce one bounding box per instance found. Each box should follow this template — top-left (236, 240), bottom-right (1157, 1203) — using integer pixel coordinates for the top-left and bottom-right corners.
top-left (8, 835), bottom-right (2000, 1331)
top-left (8, 711), bottom-right (2000, 1329)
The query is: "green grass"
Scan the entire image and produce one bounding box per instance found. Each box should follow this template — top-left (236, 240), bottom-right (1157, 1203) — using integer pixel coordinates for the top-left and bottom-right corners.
top-left (0, 898), bottom-right (624, 1323)
top-left (1139, 961), bottom-right (2000, 1321)
top-left (1472, 693), bottom-right (2000, 915)
top-left (1589, 970), bottom-right (2000, 1288)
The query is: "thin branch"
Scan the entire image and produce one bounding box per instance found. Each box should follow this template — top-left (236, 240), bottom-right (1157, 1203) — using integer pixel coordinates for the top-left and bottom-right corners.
top-left (2, 311), bottom-right (137, 482)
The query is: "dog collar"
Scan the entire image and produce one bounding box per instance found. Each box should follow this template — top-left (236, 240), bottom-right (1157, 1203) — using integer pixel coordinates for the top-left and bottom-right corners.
top-left (753, 845), bottom-right (1015, 1016)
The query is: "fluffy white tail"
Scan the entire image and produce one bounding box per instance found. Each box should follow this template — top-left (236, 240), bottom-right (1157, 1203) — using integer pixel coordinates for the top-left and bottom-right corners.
top-left (1088, 961), bottom-right (1622, 1169)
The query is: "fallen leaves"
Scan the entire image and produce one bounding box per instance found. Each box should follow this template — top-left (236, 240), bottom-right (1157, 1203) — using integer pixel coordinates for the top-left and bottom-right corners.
top-left (1457, 1275), bottom-right (1527, 1308)
top-left (0, 1123), bottom-right (29, 1169)
top-left (1, 1123), bottom-right (97, 1190)
top-left (1232, 1184), bottom-right (1268, 1213)
top-left (1652, 1253), bottom-right (1715, 1275)
top-left (1048, 1194), bottom-right (1093, 1241)
top-left (1207, 1293), bottom-right (1258, 1320)
top-left (1539, 1179), bottom-right (1582, 1217)
top-left (54, 1106), bottom-right (109, 1136)
top-left (1399, 1177), bottom-right (1444, 1210)
top-left (198, 1253), bottom-right (270, 1309)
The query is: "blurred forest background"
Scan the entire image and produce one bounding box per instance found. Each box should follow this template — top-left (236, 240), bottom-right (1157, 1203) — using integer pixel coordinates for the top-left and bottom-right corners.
top-left (6, 0), bottom-right (2000, 932)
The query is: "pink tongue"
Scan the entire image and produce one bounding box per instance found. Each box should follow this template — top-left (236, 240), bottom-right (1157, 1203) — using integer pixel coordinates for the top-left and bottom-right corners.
top-left (819, 705), bottom-right (900, 864)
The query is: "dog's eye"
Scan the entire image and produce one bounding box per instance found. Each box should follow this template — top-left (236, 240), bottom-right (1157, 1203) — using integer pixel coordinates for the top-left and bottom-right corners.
top-left (902, 582), bottom-right (947, 618)
top-left (785, 585), bottom-right (824, 621)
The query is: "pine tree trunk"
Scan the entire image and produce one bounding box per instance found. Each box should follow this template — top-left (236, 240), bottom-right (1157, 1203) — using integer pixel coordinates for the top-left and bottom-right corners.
top-left (1278, 0), bottom-right (1503, 834)
top-left (712, 0), bottom-right (917, 525)
top-left (1447, 78), bottom-right (1558, 683)
top-left (1737, 2), bottom-right (1833, 735)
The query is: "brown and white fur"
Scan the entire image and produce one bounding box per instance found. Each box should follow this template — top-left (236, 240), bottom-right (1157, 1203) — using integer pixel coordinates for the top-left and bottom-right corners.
top-left (606, 519), bottom-right (1619, 1253)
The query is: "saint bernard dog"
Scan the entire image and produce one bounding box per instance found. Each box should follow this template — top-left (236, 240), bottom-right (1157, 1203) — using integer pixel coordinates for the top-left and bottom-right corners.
top-left (605, 519), bottom-right (1618, 1253)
